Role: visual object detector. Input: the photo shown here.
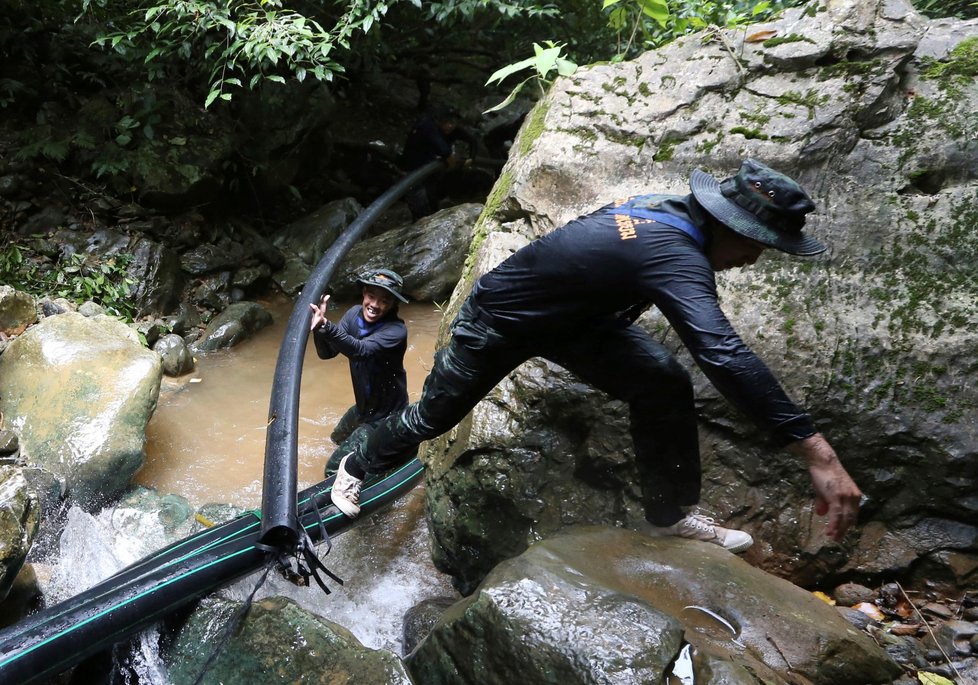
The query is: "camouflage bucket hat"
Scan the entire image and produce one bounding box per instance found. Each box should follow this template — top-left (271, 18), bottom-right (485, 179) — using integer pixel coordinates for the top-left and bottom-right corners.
top-left (357, 269), bottom-right (408, 303)
top-left (690, 159), bottom-right (826, 256)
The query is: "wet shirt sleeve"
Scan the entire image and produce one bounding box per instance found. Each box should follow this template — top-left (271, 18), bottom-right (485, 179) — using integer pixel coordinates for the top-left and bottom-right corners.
top-left (644, 244), bottom-right (817, 444)
top-left (312, 319), bottom-right (341, 359)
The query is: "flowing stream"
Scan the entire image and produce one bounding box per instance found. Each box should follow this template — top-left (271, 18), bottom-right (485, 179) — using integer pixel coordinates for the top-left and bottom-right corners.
top-left (37, 294), bottom-right (457, 681)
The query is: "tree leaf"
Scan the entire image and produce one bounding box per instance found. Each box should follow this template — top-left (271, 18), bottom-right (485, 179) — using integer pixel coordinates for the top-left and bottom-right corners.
top-left (918, 674), bottom-right (955, 685)
top-left (556, 57), bottom-right (578, 77)
top-left (638, 0), bottom-right (670, 27)
top-left (485, 55), bottom-right (537, 86)
top-left (532, 43), bottom-right (562, 78)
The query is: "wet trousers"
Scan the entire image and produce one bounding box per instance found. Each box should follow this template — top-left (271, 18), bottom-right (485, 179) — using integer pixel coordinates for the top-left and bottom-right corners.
top-left (324, 405), bottom-right (378, 475)
top-left (347, 298), bottom-right (702, 526)
top-left (323, 405), bottom-right (415, 477)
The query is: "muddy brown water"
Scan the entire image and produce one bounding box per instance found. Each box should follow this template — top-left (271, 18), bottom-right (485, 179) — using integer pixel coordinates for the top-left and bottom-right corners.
top-left (136, 294), bottom-right (443, 509)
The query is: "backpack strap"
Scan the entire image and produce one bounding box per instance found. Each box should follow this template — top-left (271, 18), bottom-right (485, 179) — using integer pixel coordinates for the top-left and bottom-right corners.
top-left (614, 207), bottom-right (707, 248)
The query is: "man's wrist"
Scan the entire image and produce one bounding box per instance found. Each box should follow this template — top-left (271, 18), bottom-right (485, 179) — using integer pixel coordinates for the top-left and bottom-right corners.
top-left (791, 433), bottom-right (837, 467)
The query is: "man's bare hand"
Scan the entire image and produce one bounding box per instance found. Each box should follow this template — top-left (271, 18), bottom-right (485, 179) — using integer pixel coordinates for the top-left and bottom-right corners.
top-left (790, 433), bottom-right (862, 541)
top-left (309, 293), bottom-right (330, 331)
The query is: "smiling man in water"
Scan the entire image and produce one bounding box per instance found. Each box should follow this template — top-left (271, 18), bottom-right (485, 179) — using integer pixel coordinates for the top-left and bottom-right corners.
top-left (329, 160), bottom-right (863, 552)
top-left (309, 269), bottom-right (410, 476)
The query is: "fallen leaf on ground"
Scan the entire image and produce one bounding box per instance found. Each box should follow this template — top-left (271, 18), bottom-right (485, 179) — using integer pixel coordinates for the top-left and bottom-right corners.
top-left (889, 623), bottom-right (920, 636)
top-left (812, 591), bottom-right (835, 605)
top-left (854, 602), bottom-right (885, 621)
top-left (746, 30), bottom-right (778, 42)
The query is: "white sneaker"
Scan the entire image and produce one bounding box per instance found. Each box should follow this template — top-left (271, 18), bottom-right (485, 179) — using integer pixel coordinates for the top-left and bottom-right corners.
top-left (650, 513), bottom-right (753, 553)
top-left (331, 455), bottom-right (363, 518)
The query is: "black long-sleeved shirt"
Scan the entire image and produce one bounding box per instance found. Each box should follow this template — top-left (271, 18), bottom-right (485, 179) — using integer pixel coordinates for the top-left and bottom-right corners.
top-left (313, 306), bottom-right (408, 424)
top-left (473, 193), bottom-right (817, 445)
top-left (399, 112), bottom-right (479, 170)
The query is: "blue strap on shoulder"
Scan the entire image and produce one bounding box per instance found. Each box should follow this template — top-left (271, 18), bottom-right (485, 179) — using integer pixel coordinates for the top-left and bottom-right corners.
top-left (615, 206), bottom-right (706, 248)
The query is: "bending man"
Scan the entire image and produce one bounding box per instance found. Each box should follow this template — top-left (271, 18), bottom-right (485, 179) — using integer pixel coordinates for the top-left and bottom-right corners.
top-left (331, 160), bottom-right (863, 551)
top-left (309, 269), bottom-right (409, 475)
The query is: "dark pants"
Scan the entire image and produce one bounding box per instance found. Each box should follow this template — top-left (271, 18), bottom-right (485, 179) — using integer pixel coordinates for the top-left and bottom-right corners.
top-left (348, 299), bottom-right (701, 526)
top-left (325, 405), bottom-right (370, 475)
top-left (326, 405), bottom-right (410, 476)
top-left (404, 176), bottom-right (444, 220)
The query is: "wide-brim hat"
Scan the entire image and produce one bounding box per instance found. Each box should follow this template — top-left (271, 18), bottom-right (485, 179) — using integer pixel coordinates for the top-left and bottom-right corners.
top-left (690, 159), bottom-right (826, 256)
top-left (357, 269), bottom-right (408, 303)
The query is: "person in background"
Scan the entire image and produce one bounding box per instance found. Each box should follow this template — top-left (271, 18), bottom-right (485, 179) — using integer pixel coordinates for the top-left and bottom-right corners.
top-left (399, 104), bottom-right (480, 220)
top-left (329, 159), bottom-right (863, 555)
top-left (309, 269), bottom-right (409, 475)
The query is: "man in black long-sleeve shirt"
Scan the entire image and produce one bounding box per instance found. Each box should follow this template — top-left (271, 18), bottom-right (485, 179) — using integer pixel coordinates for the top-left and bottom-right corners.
top-left (330, 160), bottom-right (862, 553)
top-left (309, 269), bottom-right (409, 475)
top-left (399, 104), bottom-right (480, 220)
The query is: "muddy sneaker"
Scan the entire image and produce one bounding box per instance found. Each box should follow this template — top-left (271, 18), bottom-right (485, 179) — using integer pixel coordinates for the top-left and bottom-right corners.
top-left (651, 513), bottom-right (753, 553)
top-left (330, 455), bottom-right (363, 518)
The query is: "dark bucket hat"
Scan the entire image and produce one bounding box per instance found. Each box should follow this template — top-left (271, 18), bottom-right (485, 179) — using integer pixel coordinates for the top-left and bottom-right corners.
top-left (690, 159), bottom-right (826, 256)
top-left (357, 269), bottom-right (408, 303)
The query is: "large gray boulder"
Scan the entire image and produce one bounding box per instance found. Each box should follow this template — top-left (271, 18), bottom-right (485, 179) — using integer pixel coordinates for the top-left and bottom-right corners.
top-left (420, 0), bottom-right (978, 595)
top-left (271, 198), bottom-right (363, 295)
top-left (330, 203), bottom-right (483, 303)
top-left (408, 527), bottom-right (901, 685)
top-left (0, 312), bottom-right (162, 510)
top-left (190, 301), bottom-right (273, 353)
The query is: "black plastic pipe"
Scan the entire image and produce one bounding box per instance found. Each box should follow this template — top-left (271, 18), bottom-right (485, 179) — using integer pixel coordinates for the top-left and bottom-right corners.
top-left (0, 460), bottom-right (424, 685)
top-left (259, 161), bottom-right (443, 549)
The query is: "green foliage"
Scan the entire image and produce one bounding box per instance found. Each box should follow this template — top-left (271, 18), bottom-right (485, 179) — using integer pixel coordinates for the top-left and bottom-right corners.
top-left (599, 0), bottom-right (807, 60)
top-left (484, 41), bottom-right (577, 112)
top-left (78, 0), bottom-right (564, 107)
top-left (0, 238), bottom-right (138, 321)
top-left (910, 0), bottom-right (978, 19)
top-left (87, 0), bottom-right (346, 108)
top-left (425, 0), bottom-right (560, 24)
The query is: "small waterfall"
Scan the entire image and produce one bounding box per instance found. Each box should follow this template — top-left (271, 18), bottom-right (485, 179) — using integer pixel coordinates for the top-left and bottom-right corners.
top-left (252, 485), bottom-right (455, 654)
top-left (36, 506), bottom-right (177, 684)
top-left (34, 480), bottom-right (455, 682)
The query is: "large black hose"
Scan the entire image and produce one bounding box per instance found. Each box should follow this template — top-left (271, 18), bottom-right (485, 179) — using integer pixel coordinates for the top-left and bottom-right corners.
top-left (259, 161), bottom-right (443, 549)
top-left (0, 460), bottom-right (424, 685)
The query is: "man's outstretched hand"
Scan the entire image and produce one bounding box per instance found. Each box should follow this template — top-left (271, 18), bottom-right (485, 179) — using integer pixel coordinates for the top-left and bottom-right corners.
top-left (790, 433), bottom-right (863, 541)
top-left (309, 294), bottom-right (330, 331)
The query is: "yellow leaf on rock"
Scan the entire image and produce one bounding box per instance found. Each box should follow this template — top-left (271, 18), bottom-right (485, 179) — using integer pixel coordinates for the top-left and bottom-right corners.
top-left (853, 602), bottom-right (885, 621)
top-left (746, 30), bottom-right (778, 43)
top-left (918, 672), bottom-right (955, 685)
top-left (812, 591), bottom-right (836, 605)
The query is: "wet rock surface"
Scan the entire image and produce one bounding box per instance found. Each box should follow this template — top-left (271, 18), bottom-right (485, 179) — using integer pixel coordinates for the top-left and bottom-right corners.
top-left (166, 594), bottom-right (413, 685)
top-left (407, 527), bottom-right (901, 685)
top-left (0, 312), bottom-right (161, 512)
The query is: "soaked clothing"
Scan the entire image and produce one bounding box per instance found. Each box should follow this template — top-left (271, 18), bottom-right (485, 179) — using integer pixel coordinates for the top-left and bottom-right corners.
top-left (350, 194), bottom-right (817, 525)
top-left (399, 111), bottom-right (480, 220)
top-left (314, 305), bottom-right (408, 471)
top-left (473, 194), bottom-right (815, 443)
top-left (399, 112), bottom-right (479, 170)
